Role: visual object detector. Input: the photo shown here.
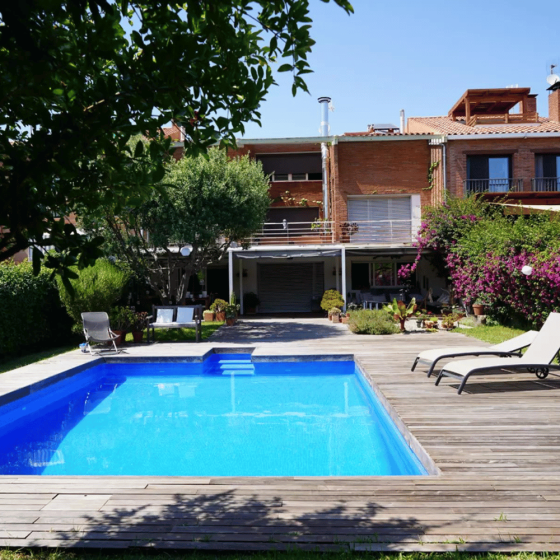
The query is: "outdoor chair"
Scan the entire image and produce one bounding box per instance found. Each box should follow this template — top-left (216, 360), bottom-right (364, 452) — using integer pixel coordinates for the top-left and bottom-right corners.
top-left (434, 312), bottom-right (560, 394)
top-left (81, 312), bottom-right (120, 355)
top-left (412, 329), bottom-right (538, 378)
top-left (147, 305), bottom-right (202, 343)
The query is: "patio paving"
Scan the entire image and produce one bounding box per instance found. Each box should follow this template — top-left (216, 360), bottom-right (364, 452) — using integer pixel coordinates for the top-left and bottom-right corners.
top-left (1, 318), bottom-right (560, 551)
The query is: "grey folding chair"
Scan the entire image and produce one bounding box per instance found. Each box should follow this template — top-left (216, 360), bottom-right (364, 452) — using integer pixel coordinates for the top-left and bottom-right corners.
top-left (81, 312), bottom-right (120, 355)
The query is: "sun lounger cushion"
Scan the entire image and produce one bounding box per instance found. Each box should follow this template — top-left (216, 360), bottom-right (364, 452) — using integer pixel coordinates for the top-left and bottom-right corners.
top-left (156, 309), bottom-right (174, 323)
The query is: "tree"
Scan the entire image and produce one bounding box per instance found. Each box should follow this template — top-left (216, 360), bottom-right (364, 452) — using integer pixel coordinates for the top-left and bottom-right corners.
top-left (0, 0), bottom-right (353, 277)
top-left (82, 148), bottom-right (270, 303)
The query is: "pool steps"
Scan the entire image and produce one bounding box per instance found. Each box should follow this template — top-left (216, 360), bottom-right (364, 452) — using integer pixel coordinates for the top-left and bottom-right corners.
top-left (206, 356), bottom-right (255, 376)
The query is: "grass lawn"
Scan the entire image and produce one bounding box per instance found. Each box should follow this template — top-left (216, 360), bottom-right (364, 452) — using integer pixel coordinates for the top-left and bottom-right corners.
top-left (0, 345), bottom-right (77, 375)
top-left (454, 324), bottom-right (526, 345)
top-left (1, 550), bottom-right (558, 560)
top-left (125, 321), bottom-right (224, 343)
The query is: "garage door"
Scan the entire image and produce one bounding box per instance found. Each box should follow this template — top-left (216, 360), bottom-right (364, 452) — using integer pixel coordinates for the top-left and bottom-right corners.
top-left (257, 262), bottom-right (324, 313)
top-left (347, 197), bottom-right (412, 243)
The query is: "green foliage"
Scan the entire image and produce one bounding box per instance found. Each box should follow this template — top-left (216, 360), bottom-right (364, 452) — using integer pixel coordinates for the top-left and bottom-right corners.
top-left (132, 311), bottom-right (149, 331)
top-left (82, 148), bottom-right (271, 303)
top-left (330, 307), bottom-right (341, 314)
top-left (320, 289), bottom-right (344, 312)
top-left (244, 292), bottom-right (260, 308)
top-left (56, 259), bottom-right (130, 330)
top-left (458, 324), bottom-right (527, 345)
top-left (210, 299), bottom-right (228, 313)
top-left (348, 309), bottom-right (400, 335)
top-left (0, 261), bottom-right (72, 358)
top-left (0, 0), bottom-right (353, 276)
top-left (109, 306), bottom-right (136, 331)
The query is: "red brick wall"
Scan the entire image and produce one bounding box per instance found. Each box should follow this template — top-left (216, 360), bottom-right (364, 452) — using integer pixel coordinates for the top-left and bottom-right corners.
top-left (228, 142), bottom-right (322, 159)
top-left (268, 181), bottom-right (323, 209)
top-left (446, 137), bottom-right (560, 198)
top-left (549, 90), bottom-right (560, 122)
top-left (331, 140), bottom-right (431, 225)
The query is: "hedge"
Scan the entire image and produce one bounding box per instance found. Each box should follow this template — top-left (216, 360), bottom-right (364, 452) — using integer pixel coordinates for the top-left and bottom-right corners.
top-left (0, 261), bottom-right (72, 359)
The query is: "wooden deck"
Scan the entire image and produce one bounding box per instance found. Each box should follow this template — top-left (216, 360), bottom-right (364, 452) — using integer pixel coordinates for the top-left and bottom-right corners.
top-left (1, 318), bottom-right (560, 552)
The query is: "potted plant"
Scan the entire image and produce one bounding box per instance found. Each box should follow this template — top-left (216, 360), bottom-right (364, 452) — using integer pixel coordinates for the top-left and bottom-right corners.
top-left (244, 292), bottom-right (260, 315)
top-left (415, 311), bottom-right (427, 328)
top-left (110, 306), bottom-right (135, 345)
top-left (383, 297), bottom-right (417, 332)
top-left (330, 307), bottom-right (341, 323)
top-left (472, 296), bottom-right (489, 316)
top-left (441, 312), bottom-right (459, 331)
top-left (225, 303), bottom-right (240, 326)
top-left (321, 289), bottom-right (344, 319)
top-left (340, 313), bottom-right (349, 324)
top-left (210, 298), bottom-right (228, 322)
top-left (203, 309), bottom-right (215, 322)
top-left (131, 311), bottom-right (148, 343)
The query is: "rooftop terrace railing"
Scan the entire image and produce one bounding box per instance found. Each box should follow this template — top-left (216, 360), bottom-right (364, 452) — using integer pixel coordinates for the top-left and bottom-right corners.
top-left (464, 178), bottom-right (523, 196)
top-left (531, 178), bottom-right (560, 192)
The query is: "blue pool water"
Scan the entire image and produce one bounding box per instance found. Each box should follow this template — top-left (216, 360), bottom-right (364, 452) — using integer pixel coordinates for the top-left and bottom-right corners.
top-left (0, 355), bottom-right (426, 476)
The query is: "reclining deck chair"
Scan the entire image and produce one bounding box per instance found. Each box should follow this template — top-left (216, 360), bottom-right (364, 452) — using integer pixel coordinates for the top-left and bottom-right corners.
top-left (435, 312), bottom-right (560, 394)
top-left (412, 330), bottom-right (538, 378)
top-left (81, 312), bottom-right (120, 355)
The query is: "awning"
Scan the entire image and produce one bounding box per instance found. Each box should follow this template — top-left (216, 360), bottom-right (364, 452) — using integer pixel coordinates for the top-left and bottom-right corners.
top-left (233, 248), bottom-right (342, 259)
top-left (491, 203), bottom-right (560, 213)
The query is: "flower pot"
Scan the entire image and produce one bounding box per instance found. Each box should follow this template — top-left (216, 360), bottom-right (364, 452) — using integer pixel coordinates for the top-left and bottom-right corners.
top-left (132, 330), bottom-right (143, 343)
top-left (203, 311), bottom-right (215, 322)
top-left (416, 320), bottom-right (423, 328)
top-left (341, 316), bottom-right (349, 324)
top-left (113, 330), bottom-right (126, 345)
top-left (332, 313), bottom-right (341, 323)
top-left (472, 304), bottom-right (485, 316)
top-left (226, 317), bottom-right (235, 326)
top-left (216, 311), bottom-right (226, 322)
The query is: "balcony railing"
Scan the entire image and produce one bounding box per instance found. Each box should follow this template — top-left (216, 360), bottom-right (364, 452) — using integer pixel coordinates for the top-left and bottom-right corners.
top-left (247, 220), bottom-right (414, 246)
top-left (339, 220), bottom-right (413, 244)
top-left (531, 177), bottom-right (560, 192)
top-left (464, 178), bottom-right (523, 196)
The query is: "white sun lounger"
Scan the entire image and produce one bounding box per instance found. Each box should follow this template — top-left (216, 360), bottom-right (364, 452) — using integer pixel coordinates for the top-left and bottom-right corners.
top-left (412, 330), bottom-right (538, 378)
top-left (435, 312), bottom-right (560, 394)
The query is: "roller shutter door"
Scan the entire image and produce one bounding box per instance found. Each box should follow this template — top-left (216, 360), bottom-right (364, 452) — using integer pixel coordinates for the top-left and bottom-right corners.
top-left (257, 262), bottom-right (324, 313)
top-left (347, 197), bottom-right (411, 243)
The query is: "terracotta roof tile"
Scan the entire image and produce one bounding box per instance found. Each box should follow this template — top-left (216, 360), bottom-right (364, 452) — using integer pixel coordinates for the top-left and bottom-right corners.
top-left (407, 116), bottom-right (560, 135)
top-left (342, 131), bottom-right (433, 137)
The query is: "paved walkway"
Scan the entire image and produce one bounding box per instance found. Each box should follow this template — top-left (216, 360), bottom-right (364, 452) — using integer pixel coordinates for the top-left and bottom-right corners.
top-left (1, 319), bottom-right (560, 551)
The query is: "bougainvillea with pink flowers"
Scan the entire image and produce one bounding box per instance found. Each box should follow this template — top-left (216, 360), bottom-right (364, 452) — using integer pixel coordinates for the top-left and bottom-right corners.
top-left (400, 197), bottom-right (560, 327)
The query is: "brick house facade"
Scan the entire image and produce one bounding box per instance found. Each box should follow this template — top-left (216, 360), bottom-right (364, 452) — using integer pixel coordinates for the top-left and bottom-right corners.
top-left (162, 84), bottom-right (560, 312)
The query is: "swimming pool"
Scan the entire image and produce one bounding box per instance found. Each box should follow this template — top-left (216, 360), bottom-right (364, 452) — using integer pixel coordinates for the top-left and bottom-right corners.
top-left (0, 354), bottom-right (427, 476)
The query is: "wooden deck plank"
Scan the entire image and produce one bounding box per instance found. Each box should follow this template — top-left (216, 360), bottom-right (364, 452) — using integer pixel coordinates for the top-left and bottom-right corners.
top-left (1, 321), bottom-right (560, 551)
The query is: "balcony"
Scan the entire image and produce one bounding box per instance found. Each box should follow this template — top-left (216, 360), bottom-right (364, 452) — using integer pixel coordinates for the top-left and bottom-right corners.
top-left (464, 178), bottom-right (523, 196)
top-left (531, 178), bottom-right (560, 192)
top-left (247, 220), bottom-right (414, 246)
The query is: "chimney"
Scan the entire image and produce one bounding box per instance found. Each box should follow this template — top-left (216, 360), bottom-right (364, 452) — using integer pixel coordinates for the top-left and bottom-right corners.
top-left (318, 97), bottom-right (331, 136)
top-left (526, 94), bottom-right (537, 114)
top-left (549, 88), bottom-right (560, 122)
top-left (400, 109), bottom-right (405, 133)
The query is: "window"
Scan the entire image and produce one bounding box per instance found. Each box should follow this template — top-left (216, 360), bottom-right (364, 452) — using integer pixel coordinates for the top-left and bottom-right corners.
top-left (369, 262), bottom-right (415, 287)
top-left (467, 155), bottom-right (512, 192)
top-left (257, 153), bottom-right (322, 182)
top-left (374, 263), bottom-right (394, 286)
top-left (535, 154), bottom-right (560, 191)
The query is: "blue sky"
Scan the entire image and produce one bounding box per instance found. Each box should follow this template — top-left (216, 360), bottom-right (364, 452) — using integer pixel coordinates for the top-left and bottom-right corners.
top-left (241, 0), bottom-right (560, 139)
